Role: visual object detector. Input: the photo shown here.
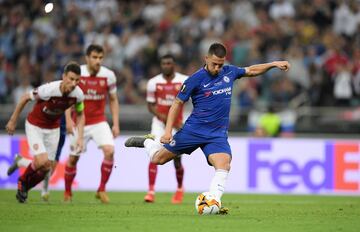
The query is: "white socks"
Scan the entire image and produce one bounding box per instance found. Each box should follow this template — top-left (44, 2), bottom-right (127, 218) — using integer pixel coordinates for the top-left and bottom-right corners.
top-left (209, 169), bottom-right (229, 201)
top-left (144, 139), bottom-right (163, 161)
top-left (18, 157), bottom-right (32, 167)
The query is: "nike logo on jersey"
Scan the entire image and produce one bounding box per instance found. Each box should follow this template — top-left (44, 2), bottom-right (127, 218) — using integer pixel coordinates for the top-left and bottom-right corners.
top-left (203, 82), bottom-right (211, 88)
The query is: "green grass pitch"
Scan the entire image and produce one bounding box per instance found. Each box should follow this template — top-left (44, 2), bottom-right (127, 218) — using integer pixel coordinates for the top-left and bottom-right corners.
top-left (0, 190), bottom-right (359, 232)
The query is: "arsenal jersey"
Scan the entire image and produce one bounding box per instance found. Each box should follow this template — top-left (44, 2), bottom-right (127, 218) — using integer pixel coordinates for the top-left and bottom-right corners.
top-left (79, 65), bottom-right (117, 125)
top-left (27, 81), bottom-right (84, 129)
top-left (146, 72), bottom-right (188, 125)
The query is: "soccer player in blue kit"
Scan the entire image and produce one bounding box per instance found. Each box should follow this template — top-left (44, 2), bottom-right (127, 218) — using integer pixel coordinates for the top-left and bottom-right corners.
top-left (125, 43), bottom-right (290, 214)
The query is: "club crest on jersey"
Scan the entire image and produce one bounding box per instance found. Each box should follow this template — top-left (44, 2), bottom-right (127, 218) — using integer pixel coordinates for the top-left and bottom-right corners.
top-left (169, 139), bottom-right (176, 147)
top-left (223, 76), bottom-right (230, 83)
top-left (100, 80), bottom-right (105, 86)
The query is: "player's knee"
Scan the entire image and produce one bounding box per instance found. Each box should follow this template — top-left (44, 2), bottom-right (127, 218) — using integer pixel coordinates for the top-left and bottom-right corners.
top-left (68, 155), bottom-right (79, 167)
top-left (44, 160), bottom-right (52, 171)
top-left (154, 154), bottom-right (174, 165)
top-left (34, 154), bottom-right (49, 169)
top-left (213, 160), bottom-right (231, 171)
top-left (152, 156), bottom-right (162, 165)
top-left (102, 145), bottom-right (114, 157)
top-left (223, 163), bottom-right (231, 171)
top-left (151, 155), bottom-right (166, 165)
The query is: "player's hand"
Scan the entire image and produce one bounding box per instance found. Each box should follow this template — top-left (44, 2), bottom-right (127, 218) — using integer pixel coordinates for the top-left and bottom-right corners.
top-left (66, 119), bottom-right (75, 134)
top-left (273, 61), bottom-right (290, 71)
top-left (160, 132), bottom-right (172, 144)
top-left (5, 120), bottom-right (16, 135)
top-left (112, 125), bottom-right (120, 138)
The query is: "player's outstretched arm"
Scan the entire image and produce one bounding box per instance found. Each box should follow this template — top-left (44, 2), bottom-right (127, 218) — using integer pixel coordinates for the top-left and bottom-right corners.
top-left (161, 98), bottom-right (184, 144)
top-left (109, 92), bottom-right (120, 138)
top-left (5, 93), bottom-right (31, 135)
top-left (244, 61), bottom-right (290, 77)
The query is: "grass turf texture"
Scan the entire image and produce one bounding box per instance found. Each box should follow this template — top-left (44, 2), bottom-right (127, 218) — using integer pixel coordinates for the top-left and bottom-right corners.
top-left (0, 190), bottom-right (359, 232)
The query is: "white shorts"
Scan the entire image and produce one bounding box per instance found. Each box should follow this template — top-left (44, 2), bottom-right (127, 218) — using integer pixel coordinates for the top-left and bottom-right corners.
top-left (69, 121), bottom-right (114, 156)
top-left (25, 120), bottom-right (60, 161)
top-left (151, 117), bottom-right (178, 142)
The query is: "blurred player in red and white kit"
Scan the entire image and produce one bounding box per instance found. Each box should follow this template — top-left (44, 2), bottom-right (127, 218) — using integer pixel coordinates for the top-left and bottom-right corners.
top-left (5, 62), bottom-right (85, 203)
top-left (144, 54), bottom-right (188, 203)
top-left (64, 44), bottom-right (120, 203)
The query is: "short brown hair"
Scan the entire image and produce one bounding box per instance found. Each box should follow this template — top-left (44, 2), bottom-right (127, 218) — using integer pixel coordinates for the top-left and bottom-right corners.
top-left (64, 61), bottom-right (81, 75)
top-left (86, 44), bottom-right (104, 56)
top-left (208, 43), bottom-right (227, 58)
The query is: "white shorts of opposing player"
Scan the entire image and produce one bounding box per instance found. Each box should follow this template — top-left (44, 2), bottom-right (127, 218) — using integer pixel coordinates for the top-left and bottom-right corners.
top-left (69, 121), bottom-right (114, 156)
top-left (25, 120), bottom-right (60, 160)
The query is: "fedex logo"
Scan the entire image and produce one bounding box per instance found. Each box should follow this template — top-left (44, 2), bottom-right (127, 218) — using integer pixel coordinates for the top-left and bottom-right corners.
top-left (248, 141), bottom-right (360, 193)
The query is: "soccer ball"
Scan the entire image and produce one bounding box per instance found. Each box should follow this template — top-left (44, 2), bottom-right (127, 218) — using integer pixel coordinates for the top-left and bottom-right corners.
top-left (195, 192), bottom-right (221, 215)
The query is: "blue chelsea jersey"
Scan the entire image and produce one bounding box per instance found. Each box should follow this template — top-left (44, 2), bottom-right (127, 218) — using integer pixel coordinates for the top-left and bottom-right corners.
top-left (177, 64), bottom-right (246, 138)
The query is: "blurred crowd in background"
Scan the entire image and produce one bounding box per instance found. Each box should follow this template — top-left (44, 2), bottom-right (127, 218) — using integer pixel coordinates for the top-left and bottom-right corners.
top-left (1, 0), bottom-right (360, 111)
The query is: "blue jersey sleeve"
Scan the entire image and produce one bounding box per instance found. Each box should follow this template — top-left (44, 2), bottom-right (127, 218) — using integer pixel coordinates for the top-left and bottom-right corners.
top-left (177, 74), bottom-right (199, 102)
top-left (233, 66), bottom-right (246, 79)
